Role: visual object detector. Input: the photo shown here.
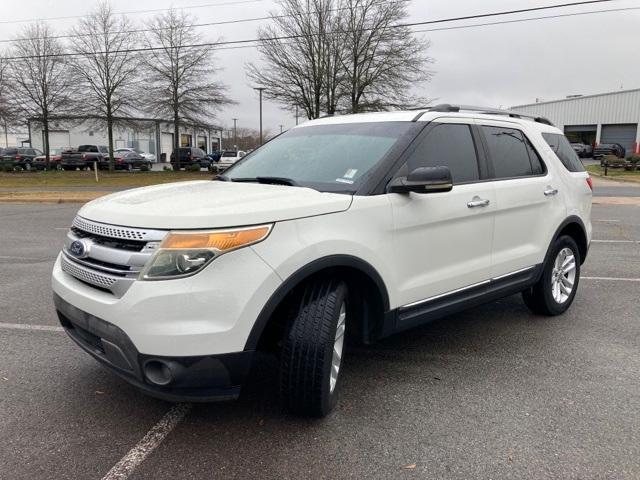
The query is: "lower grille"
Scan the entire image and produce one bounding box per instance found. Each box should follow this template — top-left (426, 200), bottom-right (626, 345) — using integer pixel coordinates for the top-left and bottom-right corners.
top-left (61, 254), bottom-right (118, 289)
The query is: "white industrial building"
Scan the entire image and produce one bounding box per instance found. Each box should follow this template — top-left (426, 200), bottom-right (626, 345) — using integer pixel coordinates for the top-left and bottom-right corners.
top-left (513, 88), bottom-right (640, 155)
top-left (27, 116), bottom-right (224, 161)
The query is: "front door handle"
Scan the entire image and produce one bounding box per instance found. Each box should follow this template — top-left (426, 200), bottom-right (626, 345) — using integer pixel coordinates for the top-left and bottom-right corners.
top-left (544, 187), bottom-right (559, 196)
top-left (467, 196), bottom-right (490, 208)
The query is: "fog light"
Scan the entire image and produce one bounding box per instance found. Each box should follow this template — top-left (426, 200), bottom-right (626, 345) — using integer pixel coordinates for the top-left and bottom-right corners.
top-left (143, 360), bottom-right (173, 386)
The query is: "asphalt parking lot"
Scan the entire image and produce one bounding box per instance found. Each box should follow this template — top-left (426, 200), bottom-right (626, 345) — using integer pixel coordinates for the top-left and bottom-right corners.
top-left (1, 183), bottom-right (639, 479)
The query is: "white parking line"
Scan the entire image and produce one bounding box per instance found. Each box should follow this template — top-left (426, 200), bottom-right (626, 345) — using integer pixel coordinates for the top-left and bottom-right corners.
top-left (582, 276), bottom-right (640, 282)
top-left (0, 322), bottom-right (64, 332)
top-left (592, 239), bottom-right (640, 244)
top-left (102, 403), bottom-right (192, 480)
top-left (0, 255), bottom-right (48, 261)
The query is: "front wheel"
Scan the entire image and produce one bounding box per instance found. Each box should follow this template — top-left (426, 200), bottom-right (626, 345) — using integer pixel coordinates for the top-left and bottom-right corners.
top-left (523, 235), bottom-right (580, 316)
top-left (280, 278), bottom-right (348, 417)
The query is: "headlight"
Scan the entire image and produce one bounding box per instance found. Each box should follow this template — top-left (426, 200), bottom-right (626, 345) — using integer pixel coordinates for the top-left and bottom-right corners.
top-left (140, 224), bottom-right (272, 280)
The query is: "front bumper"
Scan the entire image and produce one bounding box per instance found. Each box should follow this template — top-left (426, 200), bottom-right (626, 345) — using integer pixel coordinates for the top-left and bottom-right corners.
top-left (55, 293), bottom-right (252, 401)
top-left (52, 247), bottom-right (282, 356)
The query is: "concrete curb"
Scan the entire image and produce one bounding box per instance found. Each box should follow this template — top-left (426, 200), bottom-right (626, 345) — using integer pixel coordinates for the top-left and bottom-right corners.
top-left (0, 192), bottom-right (106, 204)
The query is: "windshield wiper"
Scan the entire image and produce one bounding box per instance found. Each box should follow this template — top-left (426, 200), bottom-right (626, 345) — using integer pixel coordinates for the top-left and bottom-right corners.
top-left (229, 176), bottom-right (299, 186)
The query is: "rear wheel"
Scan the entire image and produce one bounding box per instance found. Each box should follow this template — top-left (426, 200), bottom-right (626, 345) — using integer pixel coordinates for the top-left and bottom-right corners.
top-left (523, 235), bottom-right (580, 316)
top-left (279, 278), bottom-right (348, 417)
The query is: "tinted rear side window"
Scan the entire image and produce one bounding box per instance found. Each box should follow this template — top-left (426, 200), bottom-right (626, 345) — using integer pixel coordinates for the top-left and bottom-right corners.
top-left (405, 124), bottom-right (480, 183)
top-left (482, 126), bottom-right (534, 178)
top-left (542, 133), bottom-right (585, 172)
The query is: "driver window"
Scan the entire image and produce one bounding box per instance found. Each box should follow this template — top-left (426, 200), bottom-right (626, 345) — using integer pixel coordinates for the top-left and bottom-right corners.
top-left (402, 123), bottom-right (480, 184)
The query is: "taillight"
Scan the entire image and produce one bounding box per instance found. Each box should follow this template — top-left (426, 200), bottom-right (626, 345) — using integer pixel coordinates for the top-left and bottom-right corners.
top-left (586, 177), bottom-right (593, 191)
top-left (15, 155), bottom-right (22, 160)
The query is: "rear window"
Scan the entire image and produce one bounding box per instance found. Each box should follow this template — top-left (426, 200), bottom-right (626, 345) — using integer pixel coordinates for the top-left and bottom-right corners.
top-left (4, 148), bottom-right (18, 155)
top-left (222, 151), bottom-right (237, 157)
top-left (78, 145), bottom-right (98, 153)
top-left (482, 126), bottom-right (536, 178)
top-left (542, 133), bottom-right (585, 172)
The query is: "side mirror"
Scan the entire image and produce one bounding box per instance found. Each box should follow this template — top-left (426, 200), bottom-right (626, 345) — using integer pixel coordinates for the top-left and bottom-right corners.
top-left (388, 166), bottom-right (453, 194)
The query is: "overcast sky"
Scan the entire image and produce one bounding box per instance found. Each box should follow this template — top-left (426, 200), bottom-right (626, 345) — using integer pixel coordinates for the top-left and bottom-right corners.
top-left (1, 0), bottom-right (638, 135)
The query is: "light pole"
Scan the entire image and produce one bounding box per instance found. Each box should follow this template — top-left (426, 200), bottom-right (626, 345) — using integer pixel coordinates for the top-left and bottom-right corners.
top-left (232, 118), bottom-right (238, 148)
top-left (253, 87), bottom-right (266, 145)
top-left (295, 105), bottom-right (299, 126)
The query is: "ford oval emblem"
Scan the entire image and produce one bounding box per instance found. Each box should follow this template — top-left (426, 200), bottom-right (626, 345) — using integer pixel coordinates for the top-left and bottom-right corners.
top-left (69, 240), bottom-right (89, 258)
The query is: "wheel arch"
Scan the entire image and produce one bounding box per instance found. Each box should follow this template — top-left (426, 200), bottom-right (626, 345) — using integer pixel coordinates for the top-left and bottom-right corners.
top-left (243, 255), bottom-right (391, 351)
top-left (545, 216), bottom-right (589, 268)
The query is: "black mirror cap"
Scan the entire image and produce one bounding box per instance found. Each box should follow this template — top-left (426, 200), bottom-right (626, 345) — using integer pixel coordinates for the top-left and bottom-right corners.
top-left (388, 166), bottom-right (454, 194)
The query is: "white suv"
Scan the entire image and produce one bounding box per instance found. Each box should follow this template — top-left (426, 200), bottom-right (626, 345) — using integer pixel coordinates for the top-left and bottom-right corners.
top-left (52, 105), bottom-right (592, 417)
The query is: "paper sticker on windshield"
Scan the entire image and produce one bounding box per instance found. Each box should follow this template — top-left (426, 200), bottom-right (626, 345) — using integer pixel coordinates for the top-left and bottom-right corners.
top-left (335, 178), bottom-right (354, 184)
top-left (343, 168), bottom-right (358, 179)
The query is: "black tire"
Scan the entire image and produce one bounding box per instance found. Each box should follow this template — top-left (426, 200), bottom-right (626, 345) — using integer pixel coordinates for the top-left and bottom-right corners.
top-left (523, 235), bottom-right (581, 316)
top-left (280, 278), bottom-right (348, 417)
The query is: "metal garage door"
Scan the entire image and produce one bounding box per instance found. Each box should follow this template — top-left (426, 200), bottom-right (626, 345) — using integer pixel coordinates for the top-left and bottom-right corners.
top-left (48, 130), bottom-right (70, 149)
top-left (601, 124), bottom-right (637, 156)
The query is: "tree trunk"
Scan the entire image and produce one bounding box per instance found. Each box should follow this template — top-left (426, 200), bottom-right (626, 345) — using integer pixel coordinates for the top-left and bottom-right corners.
top-left (173, 110), bottom-right (180, 169)
top-left (43, 114), bottom-right (51, 170)
top-left (107, 108), bottom-right (115, 172)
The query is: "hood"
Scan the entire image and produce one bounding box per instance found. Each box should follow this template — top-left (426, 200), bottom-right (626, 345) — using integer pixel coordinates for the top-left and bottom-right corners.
top-left (78, 180), bottom-right (353, 229)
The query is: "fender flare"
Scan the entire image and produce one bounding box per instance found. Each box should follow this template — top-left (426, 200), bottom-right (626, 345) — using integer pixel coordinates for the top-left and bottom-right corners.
top-left (243, 254), bottom-right (390, 351)
top-left (540, 215), bottom-right (589, 275)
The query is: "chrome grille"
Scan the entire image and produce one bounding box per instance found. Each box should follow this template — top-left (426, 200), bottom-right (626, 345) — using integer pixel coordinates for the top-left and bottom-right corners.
top-left (61, 217), bottom-right (166, 297)
top-left (72, 216), bottom-right (165, 242)
top-left (61, 254), bottom-right (118, 289)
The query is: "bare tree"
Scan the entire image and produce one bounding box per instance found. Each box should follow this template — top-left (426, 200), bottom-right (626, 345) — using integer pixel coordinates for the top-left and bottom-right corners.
top-left (340, 0), bottom-right (433, 112)
top-left (227, 126), bottom-right (272, 150)
top-left (249, 0), bottom-right (433, 118)
top-left (9, 23), bottom-right (77, 168)
top-left (69, 1), bottom-right (141, 171)
top-left (0, 54), bottom-right (15, 148)
top-left (247, 0), bottom-right (342, 120)
top-left (141, 9), bottom-right (231, 168)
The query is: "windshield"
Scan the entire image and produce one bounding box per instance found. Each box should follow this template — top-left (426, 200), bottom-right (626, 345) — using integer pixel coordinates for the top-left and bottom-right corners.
top-left (225, 122), bottom-right (413, 192)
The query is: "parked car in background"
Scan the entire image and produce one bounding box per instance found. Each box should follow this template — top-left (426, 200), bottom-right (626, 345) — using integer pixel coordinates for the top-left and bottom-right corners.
top-left (170, 147), bottom-right (211, 170)
top-left (207, 151), bottom-right (221, 162)
top-left (1, 147), bottom-right (43, 170)
top-left (570, 143), bottom-right (592, 158)
top-left (33, 148), bottom-right (67, 170)
top-left (115, 147), bottom-right (157, 163)
top-left (61, 145), bottom-right (109, 170)
top-left (98, 151), bottom-right (152, 171)
top-left (594, 143), bottom-right (625, 161)
top-left (217, 150), bottom-right (246, 170)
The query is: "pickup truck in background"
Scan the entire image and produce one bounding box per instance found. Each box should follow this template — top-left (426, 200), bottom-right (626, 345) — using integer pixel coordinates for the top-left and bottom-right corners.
top-left (60, 145), bottom-right (109, 170)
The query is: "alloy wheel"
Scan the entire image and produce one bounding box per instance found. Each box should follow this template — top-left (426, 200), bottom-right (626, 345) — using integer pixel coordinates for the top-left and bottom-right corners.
top-left (551, 247), bottom-right (576, 304)
top-left (329, 302), bottom-right (346, 393)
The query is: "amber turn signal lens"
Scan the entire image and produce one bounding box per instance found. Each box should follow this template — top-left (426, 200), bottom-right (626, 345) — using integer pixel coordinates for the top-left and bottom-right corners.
top-left (160, 226), bottom-right (271, 252)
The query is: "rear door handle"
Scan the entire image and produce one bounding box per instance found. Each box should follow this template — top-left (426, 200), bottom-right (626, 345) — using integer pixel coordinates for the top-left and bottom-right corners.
top-left (467, 197), bottom-right (490, 208)
top-left (544, 187), bottom-right (559, 196)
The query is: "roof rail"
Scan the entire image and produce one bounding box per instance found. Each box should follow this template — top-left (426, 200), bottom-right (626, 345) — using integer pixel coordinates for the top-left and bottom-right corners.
top-left (424, 104), bottom-right (554, 126)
